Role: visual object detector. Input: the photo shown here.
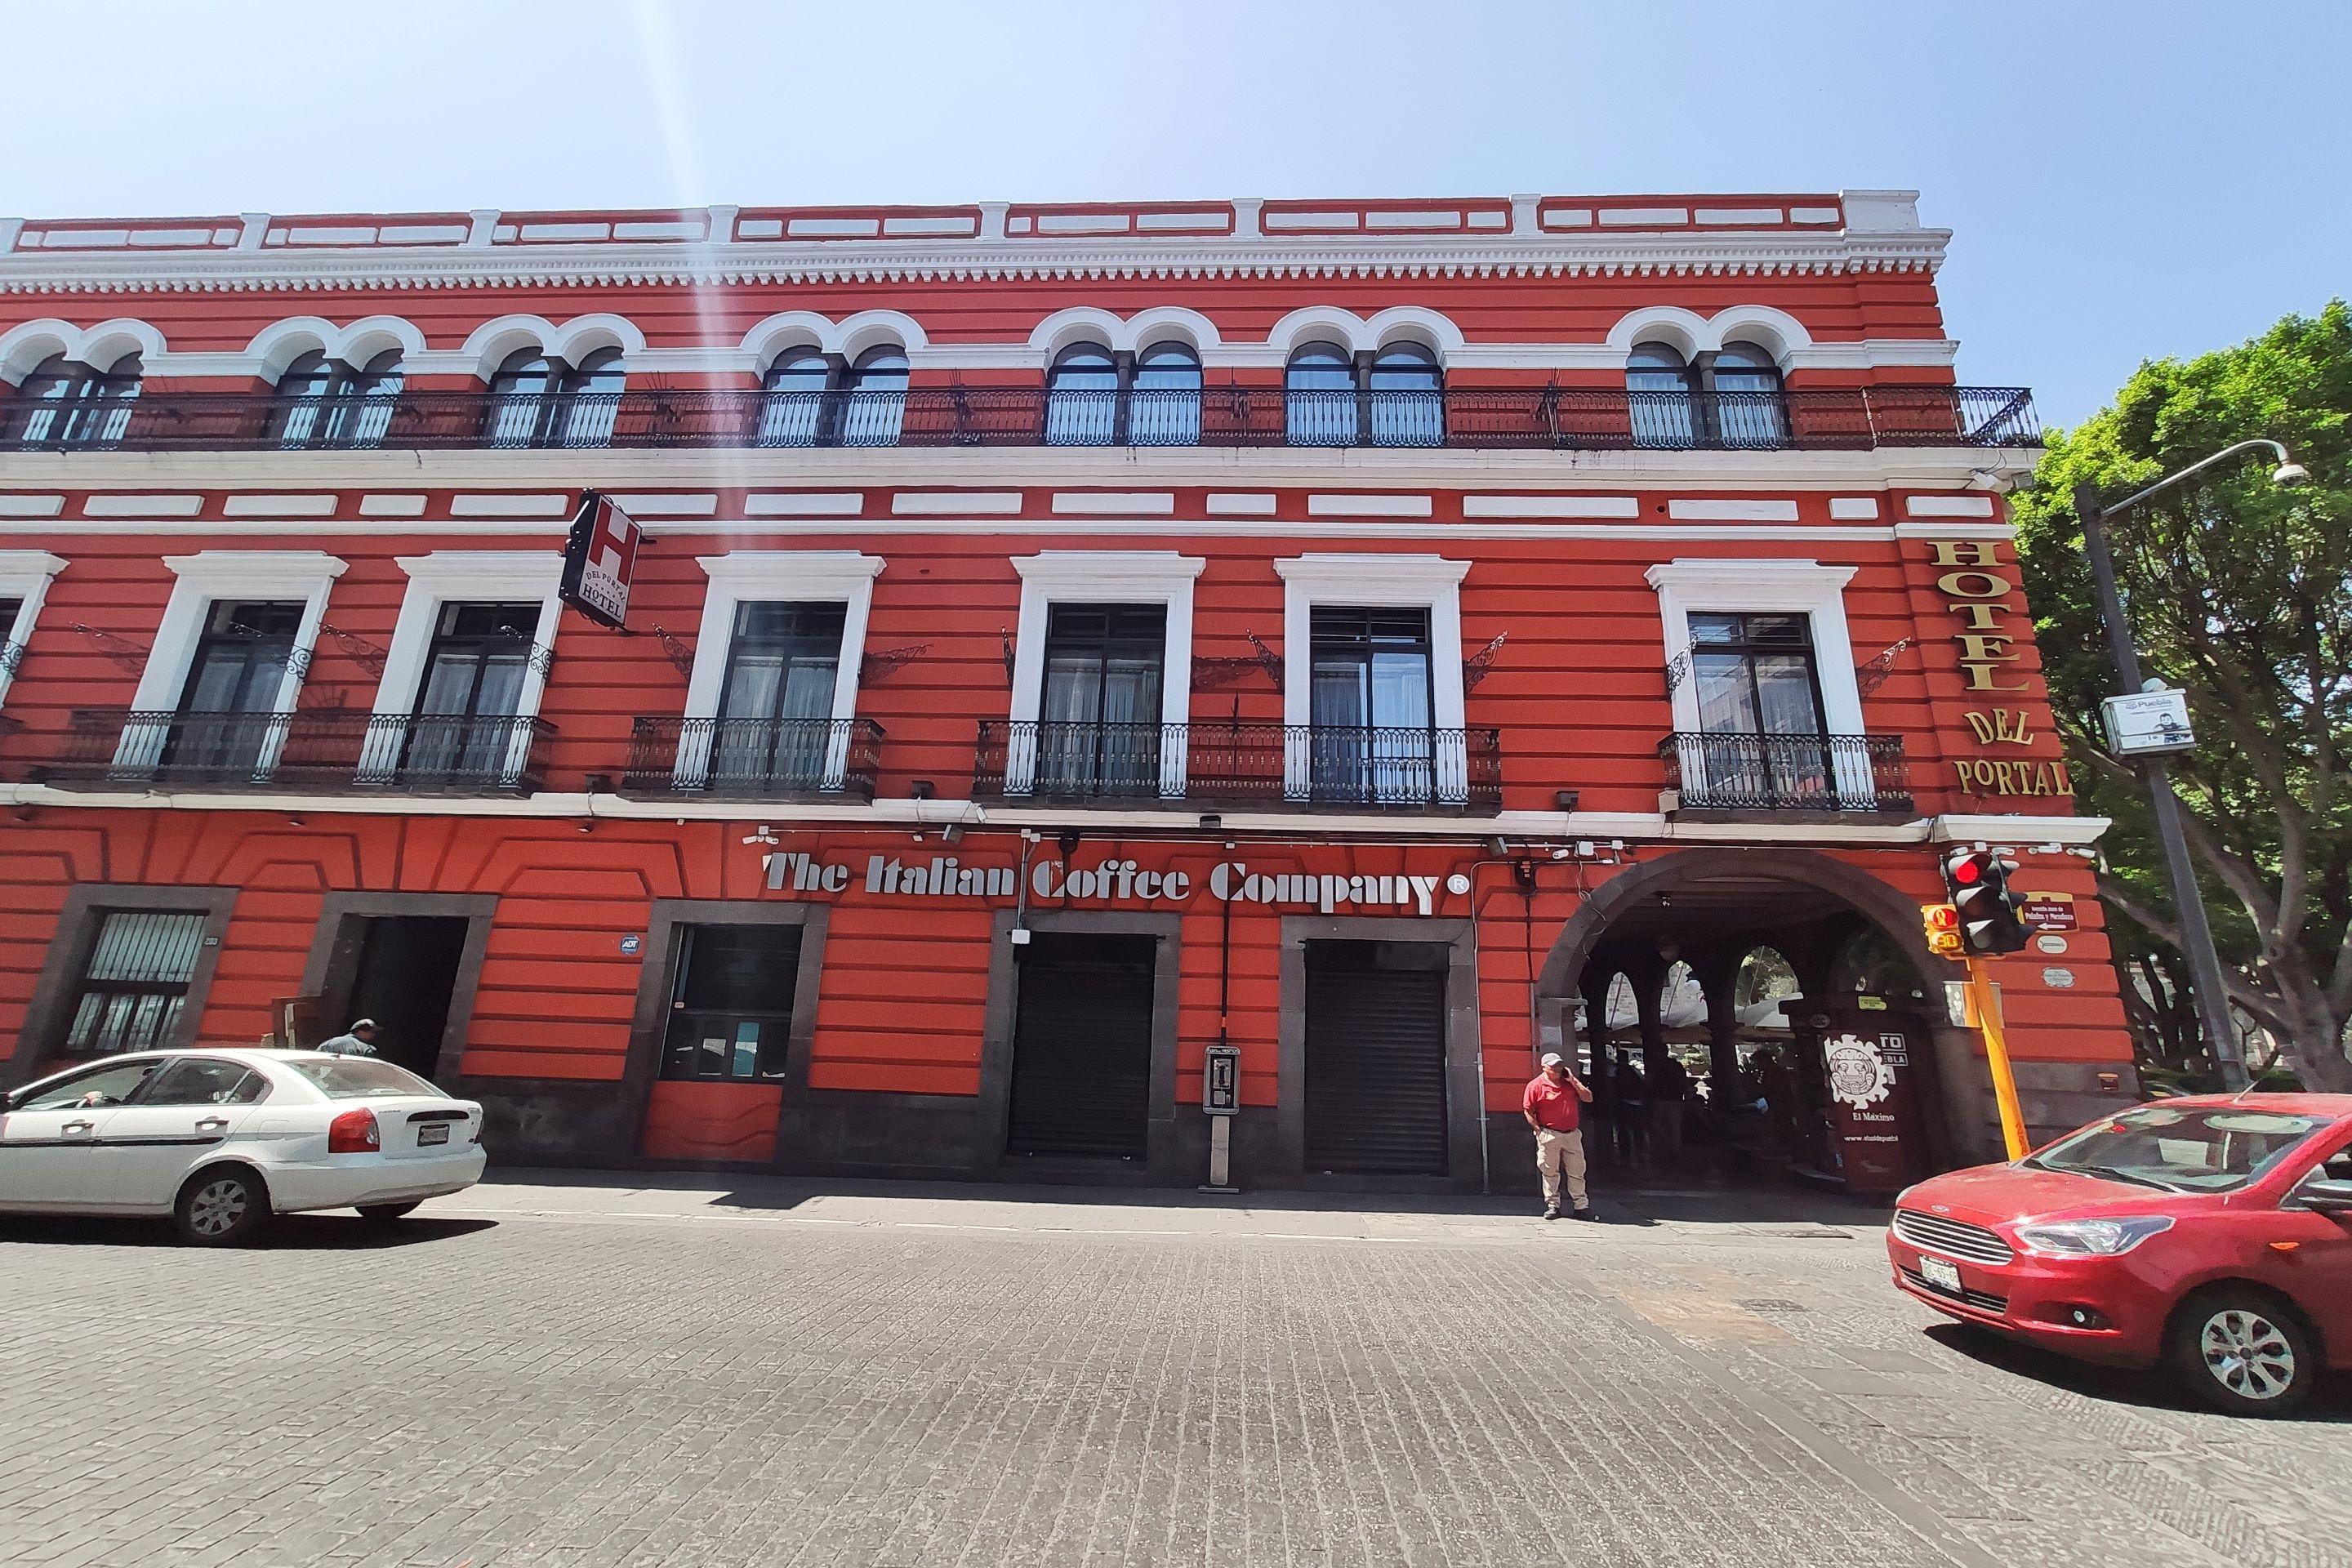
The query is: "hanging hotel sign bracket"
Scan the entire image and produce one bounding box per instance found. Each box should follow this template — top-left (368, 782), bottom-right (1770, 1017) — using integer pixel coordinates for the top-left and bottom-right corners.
top-left (71, 623), bottom-right (149, 674)
top-left (316, 622), bottom-right (389, 677)
top-left (860, 644), bottom-right (932, 684)
top-left (1854, 635), bottom-right (1913, 697)
top-left (1464, 631), bottom-right (1508, 691)
top-left (649, 625), bottom-right (694, 678)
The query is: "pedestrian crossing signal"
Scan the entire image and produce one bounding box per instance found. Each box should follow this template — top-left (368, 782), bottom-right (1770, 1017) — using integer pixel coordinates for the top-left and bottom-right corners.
top-left (1922, 902), bottom-right (1964, 957)
top-left (1940, 848), bottom-right (2029, 956)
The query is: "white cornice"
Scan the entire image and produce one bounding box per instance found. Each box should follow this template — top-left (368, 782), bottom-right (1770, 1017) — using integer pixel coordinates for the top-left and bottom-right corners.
top-left (0, 443), bottom-right (2041, 497)
top-left (0, 226), bottom-right (1949, 296)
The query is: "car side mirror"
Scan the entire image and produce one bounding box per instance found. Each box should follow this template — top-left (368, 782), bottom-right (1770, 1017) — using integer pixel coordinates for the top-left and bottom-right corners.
top-left (2292, 1177), bottom-right (2352, 1214)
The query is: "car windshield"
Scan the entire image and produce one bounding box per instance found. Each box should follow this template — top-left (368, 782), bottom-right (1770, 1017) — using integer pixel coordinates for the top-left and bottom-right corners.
top-left (2027, 1105), bottom-right (2328, 1193)
top-left (286, 1058), bottom-right (442, 1099)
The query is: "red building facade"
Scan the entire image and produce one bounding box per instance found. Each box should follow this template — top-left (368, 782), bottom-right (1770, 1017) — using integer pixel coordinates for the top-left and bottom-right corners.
top-left (0, 190), bottom-right (2129, 1192)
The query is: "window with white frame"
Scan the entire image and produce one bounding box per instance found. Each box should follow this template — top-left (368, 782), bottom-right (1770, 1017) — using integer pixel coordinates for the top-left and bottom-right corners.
top-left (1005, 552), bottom-right (1203, 800)
top-left (1644, 559), bottom-right (1873, 808)
top-left (1274, 555), bottom-right (1470, 806)
top-left (366, 552), bottom-right (564, 790)
top-left (673, 552), bottom-right (884, 793)
top-left (0, 550), bottom-right (66, 711)
top-left (114, 552), bottom-right (345, 781)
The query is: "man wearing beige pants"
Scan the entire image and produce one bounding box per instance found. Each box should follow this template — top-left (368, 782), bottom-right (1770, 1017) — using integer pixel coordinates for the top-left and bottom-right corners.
top-left (1524, 1051), bottom-right (1596, 1221)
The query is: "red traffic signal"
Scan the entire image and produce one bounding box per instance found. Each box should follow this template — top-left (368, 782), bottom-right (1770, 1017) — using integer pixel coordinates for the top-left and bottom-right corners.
top-left (1940, 848), bottom-right (2029, 956)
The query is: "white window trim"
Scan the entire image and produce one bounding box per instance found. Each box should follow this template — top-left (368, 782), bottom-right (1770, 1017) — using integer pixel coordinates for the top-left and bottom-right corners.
top-left (1275, 553), bottom-right (1472, 804)
top-left (1645, 559), bottom-right (1863, 734)
top-left (1007, 550), bottom-right (1205, 798)
top-left (673, 550), bottom-right (885, 792)
top-left (0, 550), bottom-right (68, 711)
top-left (114, 550), bottom-right (347, 778)
top-left (1646, 558), bottom-right (1876, 807)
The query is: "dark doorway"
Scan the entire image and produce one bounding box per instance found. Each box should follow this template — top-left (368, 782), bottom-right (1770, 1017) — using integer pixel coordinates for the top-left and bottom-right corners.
top-left (1004, 931), bottom-right (1157, 1159)
top-left (341, 916), bottom-right (470, 1077)
top-left (1303, 940), bottom-right (1450, 1174)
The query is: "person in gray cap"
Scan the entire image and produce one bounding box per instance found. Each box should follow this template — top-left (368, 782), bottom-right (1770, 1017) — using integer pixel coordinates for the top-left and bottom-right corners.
top-left (1523, 1050), bottom-right (1595, 1221)
top-left (315, 1018), bottom-right (379, 1057)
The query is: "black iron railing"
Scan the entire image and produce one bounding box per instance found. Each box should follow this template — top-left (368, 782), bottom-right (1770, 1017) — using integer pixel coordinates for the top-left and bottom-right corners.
top-left (976, 719), bottom-right (1502, 812)
top-left (36, 709), bottom-right (553, 794)
top-left (1658, 731), bottom-right (1910, 813)
top-left (620, 715), bottom-right (884, 800)
top-left (1, 385), bottom-right (2039, 454)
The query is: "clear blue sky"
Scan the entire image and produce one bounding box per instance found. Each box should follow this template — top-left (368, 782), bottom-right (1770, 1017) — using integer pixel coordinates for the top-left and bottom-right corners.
top-left (6, 1), bottom-right (2345, 426)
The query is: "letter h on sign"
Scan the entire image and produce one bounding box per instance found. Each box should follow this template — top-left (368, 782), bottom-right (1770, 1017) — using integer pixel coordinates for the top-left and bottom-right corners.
top-left (560, 492), bottom-right (641, 630)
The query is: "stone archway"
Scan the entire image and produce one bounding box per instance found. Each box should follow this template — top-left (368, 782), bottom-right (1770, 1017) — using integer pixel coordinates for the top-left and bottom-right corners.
top-left (1535, 847), bottom-right (1986, 1166)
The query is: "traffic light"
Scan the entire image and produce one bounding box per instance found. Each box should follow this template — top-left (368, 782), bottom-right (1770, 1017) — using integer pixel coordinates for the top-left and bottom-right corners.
top-left (1921, 902), bottom-right (1964, 957)
top-left (1941, 847), bottom-right (2029, 956)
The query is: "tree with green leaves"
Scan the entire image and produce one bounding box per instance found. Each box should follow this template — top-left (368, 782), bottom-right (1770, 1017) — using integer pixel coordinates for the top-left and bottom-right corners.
top-left (2011, 301), bottom-right (2352, 1090)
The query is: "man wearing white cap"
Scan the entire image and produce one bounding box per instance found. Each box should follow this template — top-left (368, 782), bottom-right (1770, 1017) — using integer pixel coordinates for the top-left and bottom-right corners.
top-left (1524, 1050), bottom-right (1595, 1221)
top-left (315, 1018), bottom-right (379, 1057)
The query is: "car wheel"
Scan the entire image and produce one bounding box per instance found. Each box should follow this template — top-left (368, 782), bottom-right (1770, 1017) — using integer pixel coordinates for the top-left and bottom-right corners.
top-left (357, 1201), bottom-right (421, 1226)
top-left (2167, 1288), bottom-right (2314, 1415)
top-left (175, 1168), bottom-right (270, 1247)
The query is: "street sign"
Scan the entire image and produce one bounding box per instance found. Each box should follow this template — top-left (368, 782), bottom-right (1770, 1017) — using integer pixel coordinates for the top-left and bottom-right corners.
top-left (2101, 688), bottom-right (2195, 756)
top-left (1203, 1045), bottom-right (1241, 1116)
top-left (559, 491), bottom-right (641, 630)
top-left (2017, 893), bottom-right (2078, 932)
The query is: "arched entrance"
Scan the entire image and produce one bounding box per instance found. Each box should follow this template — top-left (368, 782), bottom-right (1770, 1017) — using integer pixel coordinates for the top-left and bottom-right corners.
top-left (1535, 849), bottom-right (1985, 1194)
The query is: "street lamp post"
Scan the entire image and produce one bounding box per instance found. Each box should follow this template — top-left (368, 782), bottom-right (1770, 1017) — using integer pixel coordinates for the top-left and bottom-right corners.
top-left (2071, 439), bottom-right (2307, 1092)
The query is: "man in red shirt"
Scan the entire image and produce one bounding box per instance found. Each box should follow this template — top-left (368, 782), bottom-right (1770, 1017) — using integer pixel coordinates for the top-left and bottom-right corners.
top-left (1523, 1051), bottom-right (1596, 1221)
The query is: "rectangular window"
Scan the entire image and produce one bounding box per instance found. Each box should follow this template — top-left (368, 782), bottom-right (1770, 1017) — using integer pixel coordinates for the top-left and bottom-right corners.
top-left (404, 601), bottom-right (543, 782)
top-left (162, 599), bottom-right (304, 777)
top-left (1688, 612), bottom-right (1824, 737)
top-left (1307, 606), bottom-right (1432, 801)
top-left (659, 924), bottom-right (804, 1082)
top-left (1037, 603), bottom-right (1165, 794)
top-left (711, 602), bottom-right (845, 788)
top-left (62, 910), bottom-right (208, 1056)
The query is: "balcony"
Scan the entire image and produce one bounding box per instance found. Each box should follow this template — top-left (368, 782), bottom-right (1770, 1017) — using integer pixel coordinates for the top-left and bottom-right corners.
top-left (618, 715), bottom-right (884, 801)
top-left (975, 720), bottom-right (1502, 813)
top-left (1658, 732), bottom-right (1911, 815)
top-left (32, 710), bottom-right (553, 795)
top-left (2, 385), bottom-right (2039, 456)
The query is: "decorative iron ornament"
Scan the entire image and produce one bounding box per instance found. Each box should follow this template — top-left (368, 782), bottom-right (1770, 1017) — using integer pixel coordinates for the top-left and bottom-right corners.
top-left (1463, 631), bottom-right (1508, 691)
top-left (0, 639), bottom-right (24, 677)
top-left (1664, 651), bottom-right (1690, 695)
top-left (318, 622), bottom-right (389, 678)
top-left (1190, 653), bottom-right (1261, 691)
top-left (1000, 627), bottom-right (1016, 683)
top-left (649, 625), bottom-right (695, 679)
top-left (1245, 630), bottom-right (1284, 687)
top-left (860, 643), bottom-right (931, 684)
top-left (488, 619), bottom-right (557, 677)
top-left (284, 647), bottom-right (312, 681)
top-left (1854, 636), bottom-right (1915, 697)
top-left (72, 623), bottom-right (149, 674)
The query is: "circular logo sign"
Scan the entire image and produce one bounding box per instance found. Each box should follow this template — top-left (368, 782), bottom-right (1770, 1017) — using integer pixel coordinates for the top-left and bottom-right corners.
top-left (1821, 1031), bottom-right (1895, 1111)
top-left (2034, 933), bottom-right (2069, 955)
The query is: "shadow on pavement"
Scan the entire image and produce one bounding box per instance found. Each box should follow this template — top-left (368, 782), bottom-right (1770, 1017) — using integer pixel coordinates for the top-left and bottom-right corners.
top-left (0, 1214), bottom-right (497, 1250)
top-left (1924, 1321), bottom-right (2352, 1423)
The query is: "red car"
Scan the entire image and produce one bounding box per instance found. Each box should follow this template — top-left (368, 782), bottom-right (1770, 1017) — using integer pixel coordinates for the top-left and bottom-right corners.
top-left (1887, 1094), bottom-right (2352, 1414)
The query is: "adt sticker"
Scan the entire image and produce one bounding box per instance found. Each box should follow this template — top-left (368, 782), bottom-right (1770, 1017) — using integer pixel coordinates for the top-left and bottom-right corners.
top-left (619, 933), bottom-right (643, 956)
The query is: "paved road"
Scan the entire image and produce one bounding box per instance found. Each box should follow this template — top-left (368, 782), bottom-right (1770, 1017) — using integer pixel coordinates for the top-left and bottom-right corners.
top-left (2, 1174), bottom-right (2345, 1568)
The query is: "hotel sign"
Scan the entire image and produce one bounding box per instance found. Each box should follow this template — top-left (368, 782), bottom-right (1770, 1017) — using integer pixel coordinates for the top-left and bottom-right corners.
top-left (559, 491), bottom-right (640, 630)
top-left (1923, 541), bottom-right (2073, 800)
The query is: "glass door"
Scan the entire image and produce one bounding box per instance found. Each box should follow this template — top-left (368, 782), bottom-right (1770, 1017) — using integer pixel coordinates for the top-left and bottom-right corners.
top-left (1307, 607), bottom-right (1433, 803)
top-left (709, 601), bottom-right (846, 790)
top-left (158, 600), bottom-right (302, 781)
top-left (405, 602), bottom-right (543, 786)
top-left (1035, 604), bottom-right (1166, 796)
top-left (1687, 612), bottom-right (1832, 806)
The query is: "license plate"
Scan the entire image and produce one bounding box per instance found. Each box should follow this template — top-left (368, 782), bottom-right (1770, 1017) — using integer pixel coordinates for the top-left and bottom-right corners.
top-left (1920, 1254), bottom-right (1963, 1295)
top-left (417, 1123), bottom-right (450, 1147)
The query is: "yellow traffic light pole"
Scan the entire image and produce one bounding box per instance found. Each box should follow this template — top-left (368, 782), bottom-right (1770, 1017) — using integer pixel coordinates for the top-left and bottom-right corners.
top-left (1965, 957), bottom-right (2031, 1160)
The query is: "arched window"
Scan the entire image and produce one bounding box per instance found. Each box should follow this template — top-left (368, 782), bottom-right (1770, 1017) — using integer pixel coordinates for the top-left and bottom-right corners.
top-left (1285, 341), bottom-right (1356, 446)
top-left (1709, 342), bottom-right (1788, 448)
top-left (271, 348), bottom-right (404, 450)
top-left (1045, 341), bottom-right (1119, 446)
top-left (483, 345), bottom-right (626, 448)
top-left (755, 346), bottom-right (830, 448)
top-left (1129, 339), bottom-right (1201, 447)
top-left (10, 352), bottom-right (140, 450)
top-left (834, 345), bottom-right (907, 448)
top-left (1626, 341), bottom-right (1697, 449)
top-left (1367, 341), bottom-right (1443, 448)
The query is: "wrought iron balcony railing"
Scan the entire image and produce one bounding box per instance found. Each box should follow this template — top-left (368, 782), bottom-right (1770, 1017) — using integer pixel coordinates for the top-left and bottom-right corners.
top-left (1658, 731), bottom-right (1911, 813)
top-left (1, 385), bottom-right (2039, 455)
top-left (33, 709), bottom-right (553, 795)
top-left (975, 719), bottom-right (1502, 813)
top-left (619, 715), bottom-right (884, 800)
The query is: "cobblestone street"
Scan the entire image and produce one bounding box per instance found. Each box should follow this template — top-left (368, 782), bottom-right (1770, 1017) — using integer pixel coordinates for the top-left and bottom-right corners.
top-left (3, 1175), bottom-right (2345, 1568)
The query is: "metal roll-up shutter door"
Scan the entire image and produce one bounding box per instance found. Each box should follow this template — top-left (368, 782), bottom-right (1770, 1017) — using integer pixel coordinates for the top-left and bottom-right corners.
top-left (1304, 941), bottom-right (1450, 1174)
top-left (1006, 932), bottom-right (1157, 1158)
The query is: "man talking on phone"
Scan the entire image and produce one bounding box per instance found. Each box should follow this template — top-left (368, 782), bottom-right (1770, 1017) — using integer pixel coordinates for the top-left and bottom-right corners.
top-left (1524, 1051), bottom-right (1595, 1221)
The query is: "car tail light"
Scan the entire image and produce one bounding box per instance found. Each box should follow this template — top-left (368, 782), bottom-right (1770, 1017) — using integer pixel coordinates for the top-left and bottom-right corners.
top-left (327, 1107), bottom-right (381, 1154)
